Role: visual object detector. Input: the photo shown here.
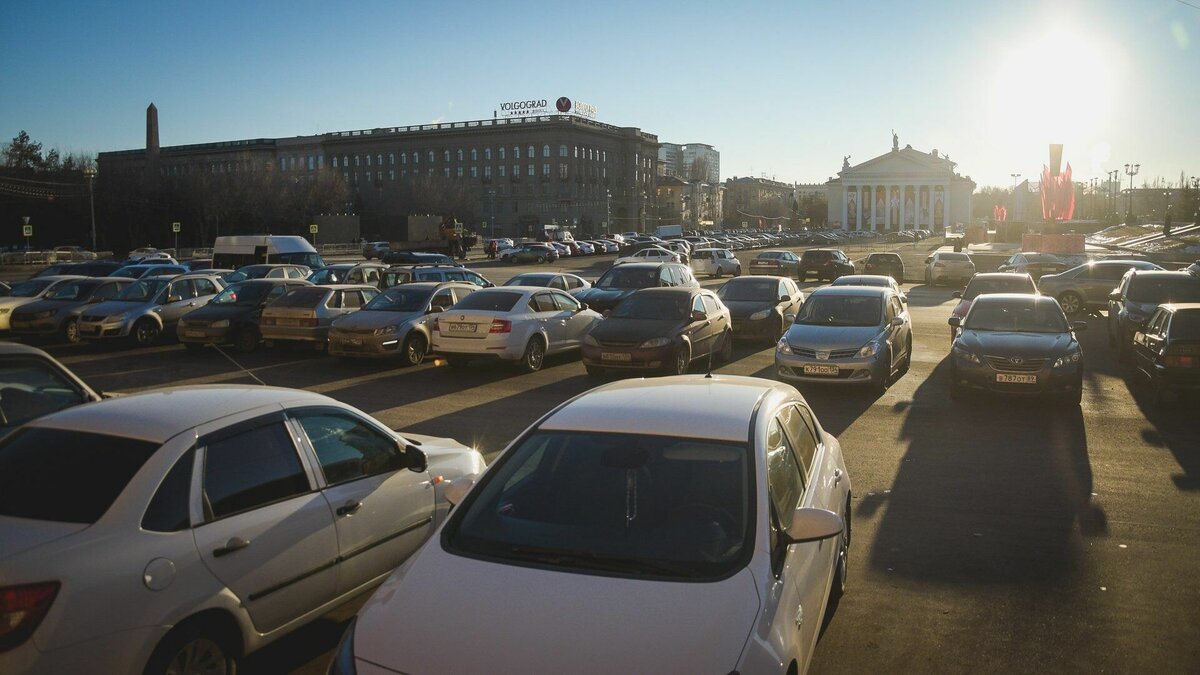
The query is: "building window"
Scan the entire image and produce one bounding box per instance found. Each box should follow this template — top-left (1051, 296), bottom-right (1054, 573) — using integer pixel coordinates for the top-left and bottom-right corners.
top-left (343, 172), bottom-right (349, 182)
top-left (444, 168), bottom-right (450, 178)
top-left (513, 164), bottom-right (519, 177)
top-left (377, 154), bottom-right (383, 166)
top-left (354, 155), bottom-right (360, 167)
top-left (428, 150), bottom-right (434, 162)
top-left (528, 145), bottom-right (535, 159)
top-left (289, 157), bottom-right (296, 170)
top-left (484, 147), bottom-right (492, 160)
top-left (559, 144), bottom-right (568, 157)
top-left (499, 165), bottom-right (506, 177)
top-left (366, 155), bottom-right (371, 166)
top-left (514, 146), bottom-right (521, 159)
top-left (318, 155), bottom-right (324, 169)
top-left (457, 149), bottom-right (464, 161)
top-left (400, 153), bottom-right (406, 165)
top-left (389, 170), bottom-right (395, 181)
top-left (389, 153), bottom-right (395, 165)
top-left (280, 158), bottom-right (286, 171)
top-left (376, 171), bottom-right (382, 182)
top-left (574, 146), bottom-right (579, 158)
top-left (444, 150), bottom-right (450, 162)
top-left (470, 166), bottom-right (477, 178)
top-left (412, 152), bottom-right (418, 164)
top-left (484, 166), bottom-right (492, 178)
top-left (528, 164), bottom-right (535, 177)
top-left (401, 169), bottom-right (407, 177)
top-left (457, 167), bottom-right (464, 177)
top-left (542, 163), bottom-right (550, 176)
top-left (470, 148), bottom-right (477, 161)
top-left (543, 145), bottom-right (550, 158)
top-left (499, 147), bottom-right (505, 160)
top-left (559, 163), bottom-right (568, 179)
top-left (307, 156), bottom-right (314, 171)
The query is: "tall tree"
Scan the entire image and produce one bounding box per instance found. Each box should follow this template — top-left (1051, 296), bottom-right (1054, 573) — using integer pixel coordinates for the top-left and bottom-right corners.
top-left (3, 130), bottom-right (44, 169)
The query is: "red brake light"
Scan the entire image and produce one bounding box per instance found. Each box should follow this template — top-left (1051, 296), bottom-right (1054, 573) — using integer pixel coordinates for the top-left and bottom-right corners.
top-left (489, 319), bottom-right (512, 334)
top-left (0, 581), bottom-right (60, 653)
top-left (1164, 355), bottom-right (1195, 368)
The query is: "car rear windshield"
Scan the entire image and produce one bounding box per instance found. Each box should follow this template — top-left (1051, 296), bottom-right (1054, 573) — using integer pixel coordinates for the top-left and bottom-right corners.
top-left (801, 251), bottom-right (832, 261)
top-left (451, 290), bottom-right (521, 312)
top-left (963, 276), bottom-right (1036, 300)
top-left (756, 252), bottom-right (785, 260)
top-left (0, 428), bottom-right (159, 524)
top-left (940, 253), bottom-right (971, 261)
top-left (718, 279), bottom-right (779, 302)
top-left (212, 282), bottom-right (269, 306)
top-left (271, 287), bottom-right (328, 308)
top-left (966, 300), bottom-right (1068, 333)
top-left (504, 275), bottom-right (554, 287)
top-left (868, 253), bottom-right (900, 262)
top-left (596, 266), bottom-right (660, 289)
top-left (365, 287), bottom-right (431, 312)
top-left (796, 295), bottom-right (882, 327)
top-left (444, 431), bottom-right (752, 581)
top-left (1172, 310), bottom-right (1200, 337)
top-left (611, 294), bottom-right (689, 320)
top-left (1128, 277), bottom-right (1200, 304)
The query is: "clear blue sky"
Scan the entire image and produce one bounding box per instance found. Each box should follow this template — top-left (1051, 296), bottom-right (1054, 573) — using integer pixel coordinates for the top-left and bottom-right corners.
top-left (2, 0), bottom-right (1197, 188)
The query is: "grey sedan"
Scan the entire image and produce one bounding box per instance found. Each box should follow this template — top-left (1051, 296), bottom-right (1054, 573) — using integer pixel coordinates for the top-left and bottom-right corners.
top-left (1036, 259), bottom-right (1162, 316)
top-left (328, 282), bottom-right (478, 365)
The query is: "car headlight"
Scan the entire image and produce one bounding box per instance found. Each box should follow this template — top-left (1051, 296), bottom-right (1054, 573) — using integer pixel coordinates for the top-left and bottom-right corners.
top-left (639, 337), bottom-right (672, 349)
top-left (328, 618), bottom-right (357, 675)
top-left (952, 344), bottom-right (982, 365)
top-left (858, 341), bottom-right (880, 358)
top-left (776, 337), bottom-right (793, 354)
top-left (748, 309), bottom-right (771, 321)
top-left (211, 319), bottom-right (230, 329)
top-left (375, 324), bottom-right (398, 335)
top-left (109, 312), bottom-right (129, 323)
top-left (1053, 351), bottom-right (1082, 369)
top-left (582, 333), bottom-right (600, 347)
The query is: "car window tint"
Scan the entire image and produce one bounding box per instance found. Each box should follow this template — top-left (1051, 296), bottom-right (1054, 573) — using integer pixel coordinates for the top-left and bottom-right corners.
top-left (342, 291), bottom-right (363, 309)
top-left (202, 422), bottom-right (309, 519)
top-left (266, 285), bottom-right (289, 303)
top-left (193, 278), bottom-right (217, 296)
top-left (445, 271), bottom-right (467, 281)
top-left (702, 295), bottom-right (721, 315)
top-left (766, 419), bottom-right (805, 530)
top-left (168, 281), bottom-right (196, 300)
top-left (552, 292), bottom-right (580, 312)
top-left (781, 405), bottom-right (819, 474)
top-left (142, 449), bottom-right (194, 532)
top-left (533, 293), bottom-right (558, 313)
top-left (691, 295), bottom-right (706, 315)
top-left (94, 282), bottom-right (123, 300)
top-left (431, 290), bottom-right (454, 308)
top-left (295, 413), bottom-right (402, 485)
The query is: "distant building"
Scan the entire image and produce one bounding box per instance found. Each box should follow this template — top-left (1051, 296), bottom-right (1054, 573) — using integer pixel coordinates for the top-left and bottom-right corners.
top-left (723, 176), bottom-right (795, 228)
top-left (658, 142), bottom-right (720, 184)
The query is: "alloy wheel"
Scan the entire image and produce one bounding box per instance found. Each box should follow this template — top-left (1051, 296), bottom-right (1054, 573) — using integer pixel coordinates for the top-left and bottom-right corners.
top-left (164, 637), bottom-right (230, 675)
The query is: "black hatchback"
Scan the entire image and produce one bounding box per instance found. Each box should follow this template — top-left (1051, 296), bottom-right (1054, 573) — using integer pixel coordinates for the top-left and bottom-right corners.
top-left (799, 249), bottom-right (855, 282)
top-left (1131, 303), bottom-right (1200, 405)
top-left (863, 252), bottom-right (904, 282)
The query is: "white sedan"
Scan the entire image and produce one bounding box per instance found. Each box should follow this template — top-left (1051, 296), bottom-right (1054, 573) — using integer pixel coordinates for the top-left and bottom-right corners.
top-left (0, 386), bottom-right (484, 675)
top-left (431, 286), bottom-right (602, 371)
top-left (614, 246), bottom-right (680, 265)
top-left (333, 375), bottom-right (852, 675)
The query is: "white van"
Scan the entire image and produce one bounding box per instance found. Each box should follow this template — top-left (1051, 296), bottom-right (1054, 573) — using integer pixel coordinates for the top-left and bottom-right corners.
top-left (211, 235), bottom-right (325, 270)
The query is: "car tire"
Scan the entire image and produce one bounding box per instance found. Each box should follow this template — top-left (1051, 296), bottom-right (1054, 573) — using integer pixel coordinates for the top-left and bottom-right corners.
top-left (143, 621), bottom-right (239, 675)
top-left (536, 256), bottom-right (546, 264)
top-left (898, 336), bottom-right (912, 376)
top-left (829, 496), bottom-right (851, 605)
top-left (718, 329), bottom-right (733, 363)
top-left (519, 337), bottom-right (546, 373)
top-left (1062, 376), bottom-right (1084, 406)
top-left (62, 318), bottom-right (81, 344)
top-left (132, 318), bottom-right (161, 347)
top-left (1058, 291), bottom-right (1083, 316)
top-left (585, 365), bottom-right (606, 377)
top-left (401, 332), bottom-right (427, 367)
top-left (666, 343), bottom-right (691, 376)
top-left (233, 326), bottom-right (259, 353)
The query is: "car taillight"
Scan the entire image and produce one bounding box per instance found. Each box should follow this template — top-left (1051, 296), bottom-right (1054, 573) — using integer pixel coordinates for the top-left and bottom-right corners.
top-left (0, 581), bottom-right (60, 653)
top-left (300, 318), bottom-right (318, 327)
top-left (1164, 355), bottom-right (1196, 368)
top-left (489, 319), bottom-right (512, 334)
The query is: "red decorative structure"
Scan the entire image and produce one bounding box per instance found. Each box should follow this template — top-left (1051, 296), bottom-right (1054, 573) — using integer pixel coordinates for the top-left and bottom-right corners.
top-left (1040, 144), bottom-right (1075, 220)
top-left (993, 205), bottom-right (1008, 221)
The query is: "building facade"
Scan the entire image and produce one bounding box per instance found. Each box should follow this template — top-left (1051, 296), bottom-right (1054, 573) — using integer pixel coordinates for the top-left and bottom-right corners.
top-left (658, 142), bottom-right (720, 184)
top-left (825, 135), bottom-right (975, 231)
top-left (723, 176), bottom-right (796, 228)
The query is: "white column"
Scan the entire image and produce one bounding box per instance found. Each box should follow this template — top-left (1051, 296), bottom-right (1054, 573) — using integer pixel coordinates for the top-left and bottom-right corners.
top-left (943, 185), bottom-right (951, 231)
top-left (885, 185), bottom-right (892, 230)
top-left (855, 185), bottom-right (863, 230)
top-left (841, 186), bottom-right (849, 231)
top-left (867, 186), bottom-right (875, 231)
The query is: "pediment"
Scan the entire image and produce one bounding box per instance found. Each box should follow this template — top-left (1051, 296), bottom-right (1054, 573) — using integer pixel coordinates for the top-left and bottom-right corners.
top-left (838, 148), bottom-right (955, 180)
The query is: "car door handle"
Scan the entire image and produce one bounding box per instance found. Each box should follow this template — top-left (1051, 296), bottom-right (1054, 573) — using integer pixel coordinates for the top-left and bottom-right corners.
top-left (213, 537), bottom-right (250, 557)
top-left (833, 469), bottom-right (843, 485)
top-left (336, 499), bottom-right (363, 517)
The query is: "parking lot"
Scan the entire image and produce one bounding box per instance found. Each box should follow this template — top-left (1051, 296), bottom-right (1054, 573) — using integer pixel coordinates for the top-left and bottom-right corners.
top-left (19, 245), bottom-right (1200, 674)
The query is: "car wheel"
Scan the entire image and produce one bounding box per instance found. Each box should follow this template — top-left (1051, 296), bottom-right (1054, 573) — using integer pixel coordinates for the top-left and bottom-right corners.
top-left (872, 358), bottom-right (890, 395)
top-left (132, 318), bottom-right (161, 346)
top-left (401, 332), bottom-right (427, 367)
top-left (1062, 376), bottom-right (1084, 406)
top-left (1058, 291), bottom-right (1083, 316)
top-left (666, 343), bottom-right (691, 375)
top-left (143, 621), bottom-right (238, 675)
top-left (62, 318), bottom-right (81, 344)
top-left (829, 496), bottom-right (851, 604)
top-left (536, 255), bottom-right (546, 264)
top-left (898, 336), bottom-right (912, 376)
top-left (718, 329), bottom-right (733, 363)
top-left (585, 365), bottom-right (606, 377)
top-left (233, 326), bottom-right (260, 353)
top-left (519, 337), bottom-right (546, 372)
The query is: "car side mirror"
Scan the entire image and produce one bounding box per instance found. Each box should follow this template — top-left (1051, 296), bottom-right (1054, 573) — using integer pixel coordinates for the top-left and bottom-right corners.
top-left (924, 257), bottom-right (933, 264)
top-left (1108, 290), bottom-right (1121, 301)
top-left (1072, 321), bottom-right (1088, 332)
top-left (428, 305), bottom-right (446, 314)
top-left (167, 295), bottom-right (182, 303)
top-left (404, 445), bottom-right (428, 473)
top-left (691, 310), bottom-right (707, 322)
top-left (578, 303), bottom-right (589, 312)
top-left (900, 294), bottom-right (908, 304)
top-left (779, 294), bottom-right (790, 302)
top-left (783, 507), bottom-right (843, 545)
top-left (951, 291), bottom-right (962, 299)
top-left (444, 474), bottom-right (479, 505)
top-left (890, 316), bottom-right (904, 327)
top-left (948, 316), bottom-right (961, 327)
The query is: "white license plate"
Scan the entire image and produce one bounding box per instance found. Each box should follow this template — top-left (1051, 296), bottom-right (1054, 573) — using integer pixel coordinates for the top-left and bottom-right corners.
top-left (186, 330), bottom-right (205, 338)
top-left (996, 373), bottom-right (1037, 384)
top-left (276, 318), bottom-right (300, 327)
top-left (601, 352), bottom-right (632, 362)
top-left (447, 323), bottom-right (477, 333)
top-left (803, 364), bottom-right (840, 376)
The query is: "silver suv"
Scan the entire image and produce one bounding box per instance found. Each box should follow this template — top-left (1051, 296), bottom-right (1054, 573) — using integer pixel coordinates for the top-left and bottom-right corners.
top-left (78, 273), bottom-right (225, 346)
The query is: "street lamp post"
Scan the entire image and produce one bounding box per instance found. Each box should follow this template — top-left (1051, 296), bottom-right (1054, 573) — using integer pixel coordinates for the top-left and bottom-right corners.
top-left (83, 166), bottom-right (97, 251)
top-left (1124, 163), bottom-right (1140, 222)
top-left (487, 188), bottom-right (496, 240)
top-left (605, 189), bottom-right (611, 236)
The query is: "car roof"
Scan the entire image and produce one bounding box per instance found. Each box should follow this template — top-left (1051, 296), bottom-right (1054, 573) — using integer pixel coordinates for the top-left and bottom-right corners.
top-left (26, 385), bottom-right (338, 443)
top-left (803, 248), bottom-right (840, 253)
top-left (832, 274), bottom-right (893, 285)
top-left (608, 262), bottom-right (671, 270)
top-left (972, 292), bottom-right (1054, 304)
top-left (539, 374), bottom-right (791, 442)
top-left (1162, 303), bottom-right (1200, 312)
top-left (1130, 270), bottom-right (1195, 279)
top-left (633, 287), bottom-right (699, 297)
top-left (233, 278), bottom-right (309, 287)
top-left (810, 285), bottom-right (890, 297)
top-left (969, 272), bottom-right (1030, 280)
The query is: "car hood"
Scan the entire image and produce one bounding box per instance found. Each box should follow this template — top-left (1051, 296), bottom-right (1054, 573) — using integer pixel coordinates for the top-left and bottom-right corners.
top-left (13, 299), bottom-right (84, 315)
top-left (589, 317), bottom-right (684, 343)
top-left (85, 300), bottom-right (150, 316)
top-left (354, 545), bottom-right (758, 674)
top-left (576, 287), bottom-right (640, 310)
top-left (723, 299), bottom-right (776, 319)
top-left (333, 309), bottom-right (424, 331)
top-left (184, 304), bottom-right (256, 322)
top-left (0, 516), bottom-right (88, 561)
top-left (959, 330), bottom-right (1073, 357)
top-left (784, 323), bottom-right (882, 351)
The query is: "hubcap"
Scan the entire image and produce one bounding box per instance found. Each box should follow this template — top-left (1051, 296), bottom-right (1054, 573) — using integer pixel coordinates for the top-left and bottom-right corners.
top-left (166, 638), bottom-right (228, 675)
top-left (527, 342), bottom-right (544, 369)
top-left (1061, 294), bottom-right (1080, 313)
top-left (407, 337), bottom-right (424, 363)
top-left (138, 324), bottom-right (158, 343)
top-left (65, 321), bottom-right (79, 341)
top-left (676, 350), bottom-right (688, 373)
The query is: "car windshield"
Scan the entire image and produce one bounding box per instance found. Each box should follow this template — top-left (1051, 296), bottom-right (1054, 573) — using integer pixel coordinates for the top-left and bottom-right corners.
top-left (718, 279), bottom-right (779, 302)
top-left (965, 301), bottom-right (1068, 333)
top-left (451, 290), bottom-right (521, 312)
top-left (962, 277), bottom-right (1036, 300)
top-left (445, 431), bottom-right (751, 580)
top-left (10, 279), bottom-right (56, 297)
top-left (505, 274), bottom-right (554, 287)
top-left (1027, 254), bottom-right (1060, 262)
top-left (596, 267), bottom-right (660, 289)
top-left (211, 282), bottom-right (269, 306)
top-left (46, 281), bottom-right (92, 300)
top-left (795, 294), bottom-right (882, 327)
top-left (308, 268), bottom-right (344, 284)
top-left (365, 287), bottom-right (432, 312)
top-left (0, 357), bottom-right (92, 433)
top-left (1172, 310), bottom-right (1200, 337)
top-left (117, 279), bottom-right (167, 302)
top-left (611, 294), bottom-right (689, 320)
top-left (832, 276), bottom-right (889, 287)
top-left (1128, 277), bottom-right (1200, 304)
top-left (756, 252), bottom-right (785, 259)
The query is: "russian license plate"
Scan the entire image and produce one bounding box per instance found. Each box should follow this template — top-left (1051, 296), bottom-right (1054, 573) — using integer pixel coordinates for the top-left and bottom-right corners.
top-left (803, 364), bottom-right (840, 376)
top-left (186, 330), bottom-right (205, 338)
top-left (343, 336), bottom-right (362, 346)
top-left (447, 323), bottom-right (476, 333)
top-left (996, 373), bottom-right (1037, 384)
top-left (601, 352), bottom-right (632, 362)
top-left (277, 318), bottom-right (300, 327)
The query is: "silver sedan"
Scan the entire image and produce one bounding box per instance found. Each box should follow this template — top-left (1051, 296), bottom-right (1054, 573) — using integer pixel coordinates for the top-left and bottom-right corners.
top-left (260, 284), bottom-right (378, 349)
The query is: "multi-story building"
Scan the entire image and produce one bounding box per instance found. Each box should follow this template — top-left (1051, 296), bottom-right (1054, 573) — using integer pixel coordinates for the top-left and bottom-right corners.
top-left (658, 142), bottom-right (720, 184)
top-left (658, 143), bottom-right (683, 178)
top-left (723, 176), bottom-right (796, 228)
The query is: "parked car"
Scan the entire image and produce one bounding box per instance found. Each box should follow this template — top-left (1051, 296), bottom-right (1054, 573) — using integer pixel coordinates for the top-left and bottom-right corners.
top-left (176, 278), bottom-right (310, 352)
top-left (431, 287), bottom-right (602, 371)
top-left (0, 385), bottom-right (484, 675)
top-left (502, 272), bottom-right (592, 296)
top-left (381, 250), bottom-right (460, 266)
top-left (575, 262), bottom-right (699, 314)
top-left (110, 263), bottom-right (189, 279)
top-left (1107, 270), bottom-right (1200, 362)
top-left (223, 264), bottom-right (310, 283)
top-left (830, 274), bottom-right (905, 298)
top-left (51, 245), bottom-right (97, 261)
top-left (184, 258), bottom-right (215, 272)
top-left (862, 252), bottom-right (905, 282)
top-left (614, 246), bottom-right (680, 266)
top-left (749, 250), bottom-right (802, 280)
top-left (718, 275), bottom-right (804, 343)
top-left (502, 243), bottom-right (559, 264)
top-left (260, 284), bottom-right (378, 350)
top-left (380, 264), bottom-right (493, 289)
top-left (10, 276), bottom-right (133, 343)
top-left (78, 274), bottom-right (226, 347)
top-left (35, 261), bottom-right (122, 278)
top-left (775, 285), bottom-right (912, 393)
top-left (949, 294), bottom-right (1086, 404)
top-left (362, 241), bottom-right (391, 259)
top-left (691, 247), bottom-right (741, 278)
top-left (0, 276), bottom-right (88, 332)
top-left (1036, 259), bottom-right (1163, 316)
top-left (306, 262), bottom-right (387, 286)
top-left (329, 282), bottom-right (477, 365)
top-left (337, 374), bottom-right (850, 675)
top-left (923, 251), bottom-right (975, 286)
top-left (997, 252), bottom-right (1071, 280)
top-left (798, 249), bottom-right (855, 282)
top-left (947, 273), bottom-right (1037, 344)
top-left (1131, 303), bottom-right (1200, 405)
top-left (0, 342), bottom-right (101, 436)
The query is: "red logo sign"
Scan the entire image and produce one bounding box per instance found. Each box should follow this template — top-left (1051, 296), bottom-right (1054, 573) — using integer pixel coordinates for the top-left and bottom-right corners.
top-left (556, 97), bottom-right (572, 113)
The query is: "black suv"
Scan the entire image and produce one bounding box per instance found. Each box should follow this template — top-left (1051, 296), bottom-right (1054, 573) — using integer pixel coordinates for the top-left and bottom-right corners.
top-left (575, 262), bottom-right (699, 314)
top-left (799, 249), bottom-right (854, 282)
top-left (863, 252), bottom-right (904, 282)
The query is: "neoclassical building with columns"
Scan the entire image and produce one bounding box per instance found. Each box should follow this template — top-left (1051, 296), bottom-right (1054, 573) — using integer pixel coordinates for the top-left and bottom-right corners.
top-left (825, 134), bottom-right (975, 231)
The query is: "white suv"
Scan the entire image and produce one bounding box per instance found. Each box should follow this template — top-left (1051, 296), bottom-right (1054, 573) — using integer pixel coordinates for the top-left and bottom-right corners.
top-left (0, 386), bottom-right (484, 675)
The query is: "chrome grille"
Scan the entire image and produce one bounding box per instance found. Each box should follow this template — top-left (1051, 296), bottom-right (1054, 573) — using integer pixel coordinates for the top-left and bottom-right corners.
top-left (985, 355), bottom-right (1047, 372)
top-left (788, 346), bottom-right (858, 360)
top-left (830, 348), bottom-right (858, 359)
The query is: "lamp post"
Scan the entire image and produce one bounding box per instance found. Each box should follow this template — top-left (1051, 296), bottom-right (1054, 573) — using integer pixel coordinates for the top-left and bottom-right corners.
top-left (605, 189), bottom-right (611, 236)
top-left (1124, 163), bottom-right (1140, 221)
top-left (83, 166), bottom-right (98, 251)
top-left (487, 187), bottom-right (496, 240)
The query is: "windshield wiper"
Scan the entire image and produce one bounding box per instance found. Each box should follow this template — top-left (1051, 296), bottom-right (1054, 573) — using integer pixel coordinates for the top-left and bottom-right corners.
top-left (505, 544), bottom-right (699, 576)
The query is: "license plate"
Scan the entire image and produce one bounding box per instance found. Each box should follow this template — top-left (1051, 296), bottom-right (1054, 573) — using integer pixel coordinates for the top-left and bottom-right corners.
top-left (447, 323), bottom-right (476, 333)
top-left (343, 337), bottom-right (362, 346)
top-left (601, 352), bottom-right (632, 362)
top-left (803, 364), bottom-right (840, 376)
top-left (996, 373), bottom-right (1037, 384)
top-left (276, 318), bottom-right (300, 327)
top-left (186, 330), bottom-right (205, 338)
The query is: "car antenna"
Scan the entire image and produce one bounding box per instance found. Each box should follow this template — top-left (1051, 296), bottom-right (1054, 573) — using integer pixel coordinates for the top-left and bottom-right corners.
top-left (208, 344), bottom-right (268, 386)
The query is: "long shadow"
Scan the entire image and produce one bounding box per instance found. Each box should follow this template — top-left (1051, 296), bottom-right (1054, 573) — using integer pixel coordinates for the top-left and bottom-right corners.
top-left (902, 284), bottom-right (961, 307)
top-left (1122, 367), bottom-right (1200, 491)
